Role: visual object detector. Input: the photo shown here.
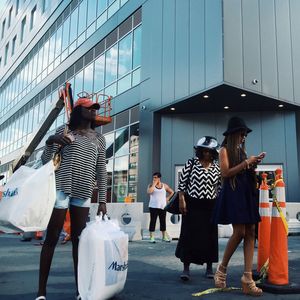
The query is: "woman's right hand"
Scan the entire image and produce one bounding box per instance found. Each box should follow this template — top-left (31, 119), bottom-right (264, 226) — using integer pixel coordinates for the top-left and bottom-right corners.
top-left (179, 192), bottom-right (187, 215)
top-left (46, 134), bottom-right (73, 146)
top-left (247, 155), bottom-right (262, 165)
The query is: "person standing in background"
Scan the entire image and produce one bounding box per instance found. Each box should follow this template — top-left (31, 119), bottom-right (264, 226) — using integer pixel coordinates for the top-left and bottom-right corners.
top-left (147, 172), bottom-right (174, 243)
top-left (176, 136), bottom-right (221, 281)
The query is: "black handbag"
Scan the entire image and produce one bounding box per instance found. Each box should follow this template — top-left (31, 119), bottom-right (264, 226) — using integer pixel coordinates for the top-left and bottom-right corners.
top-left (164, 158), bottom-right (195, 214)
top-left (164, 192), bottom-right (180, 214)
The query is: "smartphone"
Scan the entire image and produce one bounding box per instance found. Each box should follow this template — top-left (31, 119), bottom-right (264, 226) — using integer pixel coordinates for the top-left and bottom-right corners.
top-left (258, 152), bottom-right (266, 159)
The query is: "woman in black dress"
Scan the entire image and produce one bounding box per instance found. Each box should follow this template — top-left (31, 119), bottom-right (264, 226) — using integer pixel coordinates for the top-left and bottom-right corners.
top-left (176, 136), bottom-right (221, 280)
top-left (213, 117), bottom-right (265, 296)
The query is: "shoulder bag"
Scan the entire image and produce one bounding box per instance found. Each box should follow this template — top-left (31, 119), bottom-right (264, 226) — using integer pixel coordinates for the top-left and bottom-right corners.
top-left (164, 159), bottom-right (195, 214)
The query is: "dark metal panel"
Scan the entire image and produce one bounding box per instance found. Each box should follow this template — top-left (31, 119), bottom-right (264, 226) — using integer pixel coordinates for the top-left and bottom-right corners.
top-left (275, 0), bottom-right (293, 102)
top-left (242, 0), bottom-right (261, 92)
top-left (171, 115), bottom-right (194, 163)
top-left (290, 0), bottom-right (300, 104)
top-left (259, 0), bottom-right (278, 99)
top-left (223, 0), bottom-right (243, 85)
top-left (175, 0), bottom-right (189, 100)
top-left (205, 0), bottom-right (223, 88)
top-left (140, 0), bottom-right (163, 107)
top-left (283, 112), bottom-right (300, 202)
top-left (189, 0), bottom-right (205, 94)
top-left (160, 116), bottom-right (173, 189)
top-left (161, 0), bottom-right (175, 105)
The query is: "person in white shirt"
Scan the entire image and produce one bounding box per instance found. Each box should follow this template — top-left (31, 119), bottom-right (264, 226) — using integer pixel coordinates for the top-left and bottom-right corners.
top-left (147, 172), bottom-right (174, 243)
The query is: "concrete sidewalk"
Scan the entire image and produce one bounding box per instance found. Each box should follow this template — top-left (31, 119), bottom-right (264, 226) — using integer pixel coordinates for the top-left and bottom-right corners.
top-left (0, 234), bottom-right (299, 300)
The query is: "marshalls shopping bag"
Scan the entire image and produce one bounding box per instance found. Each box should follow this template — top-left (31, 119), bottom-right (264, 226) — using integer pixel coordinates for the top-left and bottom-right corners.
top-left (78, 216), bottom-right (128, 300)
top-left (0, 160), bottom-right (56, 233)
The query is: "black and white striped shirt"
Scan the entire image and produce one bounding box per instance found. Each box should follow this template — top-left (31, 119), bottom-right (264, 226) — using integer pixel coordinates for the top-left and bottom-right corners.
top-left (178, 158), bottom-right (221, 199)
top-left (41, 126), bottom-right (107, 203)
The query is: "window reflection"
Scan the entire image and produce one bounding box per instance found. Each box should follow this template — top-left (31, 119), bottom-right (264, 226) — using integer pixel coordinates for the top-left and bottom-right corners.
top-left (113, 155), bottom-right (128, 202)
top-left (98, 0), bottom-right (108, 16)
top-left (0, 10), bottom-right (141, 156)
top-left (103, 118), bottom-right (139, 203)
top-left (105, 44), bottom-right (118, 85)
top-left (78, 0), bottom-right (87, 35)
top-left (118, 33), bottom-right (132, 77)
top-left (115, 127), bottom-right (129, 157)
top-left (74, 70), bottom-right (83, 98)
top-left (94, 55), bottom-right (105, 92)
top-left (87, 0), bottom-right (97, 26)
top-left (70, 8), bottom-right (78, 44)
top-left (62, 17), bottom-right (70, 52)
top-left (105, 132), bottom-right (114, 159)
top-left (84, 63), bottom-right (94, 94)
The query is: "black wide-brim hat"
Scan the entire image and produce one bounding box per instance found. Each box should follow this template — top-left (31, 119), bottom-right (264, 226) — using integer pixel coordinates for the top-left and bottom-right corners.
top-left (223, 117), bottom-right (252, 136)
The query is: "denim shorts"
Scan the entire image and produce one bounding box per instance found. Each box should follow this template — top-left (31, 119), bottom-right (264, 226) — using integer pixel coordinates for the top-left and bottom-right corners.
top-left (54, 190), bottom-right (91, 209)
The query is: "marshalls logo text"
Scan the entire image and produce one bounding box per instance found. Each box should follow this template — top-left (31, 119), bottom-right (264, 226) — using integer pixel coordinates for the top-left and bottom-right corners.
top-left (108, 261), bottom-right (128, 271)
top-left (3, 188), bottom-right (19, 197)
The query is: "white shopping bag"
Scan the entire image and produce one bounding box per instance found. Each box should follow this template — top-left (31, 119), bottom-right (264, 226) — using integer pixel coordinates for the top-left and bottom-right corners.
top-left (78, 216), bottom-right (128, 300)
top-left (0, 160), bottom-right (56, 233)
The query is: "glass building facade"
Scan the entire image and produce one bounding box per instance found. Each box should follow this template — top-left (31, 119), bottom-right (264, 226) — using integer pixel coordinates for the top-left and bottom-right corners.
top-left (0, 1), bottom-right (141, 203)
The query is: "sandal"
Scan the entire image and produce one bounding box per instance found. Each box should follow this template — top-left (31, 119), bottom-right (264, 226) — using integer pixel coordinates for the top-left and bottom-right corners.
top-left (241, 272), bottom-right (263, 296)
top-left (35, 296), bottom-right (46, 300)
top-left (214, 264), bottom-right (227, 288)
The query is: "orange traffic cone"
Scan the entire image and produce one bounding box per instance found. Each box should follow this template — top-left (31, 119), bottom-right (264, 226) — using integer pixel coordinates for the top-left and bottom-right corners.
top-left (35, 231), bottom-right (43, 240)
top-left (257, 173), bottom-right (271, 273)
top-left (268, 169), bottom-right (289, 285)
top-left (61, 210), bottom-right (71, 244)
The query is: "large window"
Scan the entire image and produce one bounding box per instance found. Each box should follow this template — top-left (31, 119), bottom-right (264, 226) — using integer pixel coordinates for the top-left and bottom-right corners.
top-left (0, 0), bottom-right (133, 118)
top-left (102, 107), bottom-right (139, 203)
top-left (0, 10), bottom-right (141, 160)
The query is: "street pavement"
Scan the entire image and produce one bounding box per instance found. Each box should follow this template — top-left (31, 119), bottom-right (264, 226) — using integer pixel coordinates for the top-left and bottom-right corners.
top-left (0, 234), bottom-right (299, 300)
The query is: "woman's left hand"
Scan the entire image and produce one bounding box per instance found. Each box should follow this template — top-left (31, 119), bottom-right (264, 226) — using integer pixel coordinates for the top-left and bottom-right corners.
top-left (97, 202), bottom-right (107, 216)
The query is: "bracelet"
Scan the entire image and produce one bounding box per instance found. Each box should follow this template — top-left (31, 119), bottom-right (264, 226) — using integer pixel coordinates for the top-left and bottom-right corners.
top-left (244, 159), bottom-right (250, 169)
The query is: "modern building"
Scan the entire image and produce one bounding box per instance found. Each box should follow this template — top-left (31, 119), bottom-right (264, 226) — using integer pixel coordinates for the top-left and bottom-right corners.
top-left (1, 0), bottom-right (300, 234)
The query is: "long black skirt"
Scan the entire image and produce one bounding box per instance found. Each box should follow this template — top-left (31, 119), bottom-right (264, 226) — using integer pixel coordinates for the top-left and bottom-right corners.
top-left (175, 195), bottom-right (218, 265)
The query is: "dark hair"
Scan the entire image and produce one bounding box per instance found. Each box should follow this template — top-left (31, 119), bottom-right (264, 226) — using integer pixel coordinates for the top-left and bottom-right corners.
top-left (195, 147), bottom-right (218, 161)
top-left (153, 172), bottom-right (161, 178)
top-left (68, 106), bottom-right (96, 130)
top-left (221, 130), bottom-right (256, 190)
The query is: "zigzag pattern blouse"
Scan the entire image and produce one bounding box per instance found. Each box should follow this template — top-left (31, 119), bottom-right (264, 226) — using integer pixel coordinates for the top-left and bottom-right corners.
top-left (178, 158), bottom-right (221, 199)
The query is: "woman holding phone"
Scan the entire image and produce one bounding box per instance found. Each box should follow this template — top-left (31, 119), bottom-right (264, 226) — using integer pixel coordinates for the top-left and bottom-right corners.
top-left (213, 117), bottom-right (265, 297)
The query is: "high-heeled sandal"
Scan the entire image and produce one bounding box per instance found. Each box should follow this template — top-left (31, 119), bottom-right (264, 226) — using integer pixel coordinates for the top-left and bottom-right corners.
top-left (241, 272), bottom-right (263, 296)
top-left (214, 264), bottom-right (227, 288)
top-left (35, 296), bottom-right (46, 300)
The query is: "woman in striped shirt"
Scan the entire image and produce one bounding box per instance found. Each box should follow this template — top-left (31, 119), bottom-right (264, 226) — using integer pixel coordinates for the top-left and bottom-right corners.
top-left (36, 97), bottom-right (107, 300)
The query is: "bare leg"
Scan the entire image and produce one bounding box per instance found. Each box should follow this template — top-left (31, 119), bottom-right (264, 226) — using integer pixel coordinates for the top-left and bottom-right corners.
top-left (69, 205), bottom-right (89, 296)
top-left (37, 208), bottom-right (67, 297)
top-left (243, 224), bottom-right (256, 280)
top-left (220, 224), bottom-right (245, 270)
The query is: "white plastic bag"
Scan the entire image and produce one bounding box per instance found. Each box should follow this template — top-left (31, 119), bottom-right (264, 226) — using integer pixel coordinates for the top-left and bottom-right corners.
top-left (0, 160), bottom-right (56, 233)
top-left (78, 216), bottom-right (128, 300)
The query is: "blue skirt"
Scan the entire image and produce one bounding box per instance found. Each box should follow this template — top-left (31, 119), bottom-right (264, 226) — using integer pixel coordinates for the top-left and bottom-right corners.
top-left (212, 172), bottom-right (261, 225)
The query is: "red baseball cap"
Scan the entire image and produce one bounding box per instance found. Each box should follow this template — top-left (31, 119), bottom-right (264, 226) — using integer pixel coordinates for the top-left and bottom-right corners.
top-left (74, 98), bottom-right (100, 110)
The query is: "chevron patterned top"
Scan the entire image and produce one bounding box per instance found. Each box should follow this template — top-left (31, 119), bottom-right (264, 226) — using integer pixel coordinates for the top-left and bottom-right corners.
top-left (178, 158), bottom-right (221, 199)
